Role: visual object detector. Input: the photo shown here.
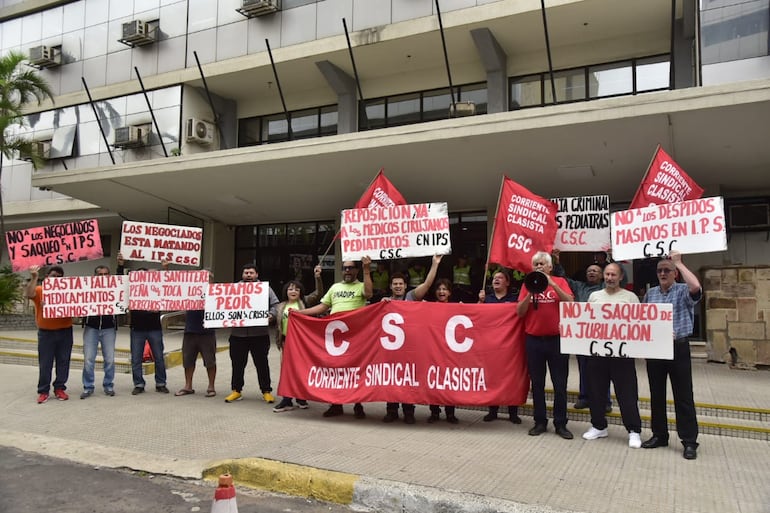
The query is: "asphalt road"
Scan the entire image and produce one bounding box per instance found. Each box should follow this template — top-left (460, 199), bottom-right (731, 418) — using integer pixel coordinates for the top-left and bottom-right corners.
top-left (0, 446), bottom-right (352, 513)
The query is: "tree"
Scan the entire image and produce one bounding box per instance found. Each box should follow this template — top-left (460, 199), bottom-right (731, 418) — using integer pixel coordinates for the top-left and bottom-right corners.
top-left (0, 51), bottom-right (54, 262)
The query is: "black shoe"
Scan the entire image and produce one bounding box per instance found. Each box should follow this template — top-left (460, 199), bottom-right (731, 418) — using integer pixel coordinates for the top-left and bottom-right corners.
top-left (555, 426), bottom-right (574, 440)
top-left (509, 415), bottom-right (522, 424)
top-left (79, 390), bottom-right (93, 400)
top-left (641, 436), bottom-right (669, 449)
top-left (131, 387), bottom-right (144, 395)
top-left (483, 412), bottom-right (498, 422)
top-left (322, 405), bottom-right (344, 417)
top-left (104, 389), bottom-right (115, 397)
top-left (383, 412), bottom-right (399, 423)
top-left (573, 399), bottom-right (589, 409)
top-left (446, 415), bottom-right (459, 424)
top-left (683, 445), bottom-right (698, 460)
top-left (403, 412), bottom-right (416, 425)
top-left (605, 404), bottom-right (613, 414)
top-left (353, 404), bottom-right (366, 419)
top-left (528, 423), bottom-right (547, 436)
top-left (427, 413), bottom-right (440, 424)
top-left (156, 385), bottom-right (169, 393)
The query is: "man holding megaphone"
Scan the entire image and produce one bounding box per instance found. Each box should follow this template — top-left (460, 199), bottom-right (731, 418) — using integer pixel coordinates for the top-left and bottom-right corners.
top-left (516, 251), bottom-right (575, 439)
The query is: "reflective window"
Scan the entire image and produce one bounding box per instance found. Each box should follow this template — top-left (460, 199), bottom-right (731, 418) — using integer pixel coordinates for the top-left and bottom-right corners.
top-left (423, 88), bottom-right (452, 122)
top-left (545, 69), bottom-right (587, 104)
top-left (362, 99), bottom-right (386, 130)
top-left (388, 93), bottom-right (421, 126)
top-left (320, 106), bottom-right (338, 135)
top-left (701, 0), bottom-right (769, 65)
top-left (238, 118), bottom-right (261, 147)
top-left (291, 109), bottom-right (319, 140)
top-left (510, 75), bottom-right (543, 109)
top-left (459, 84), bottom-right (488, 114)
top-left (589, 61), bottom-right (633, 98)
top-left (263, 114), bottom-right (289, 143)
top-left (238, 105), bottom-right (338, 146)
top-left (637, 56), bottom-right (670, 91)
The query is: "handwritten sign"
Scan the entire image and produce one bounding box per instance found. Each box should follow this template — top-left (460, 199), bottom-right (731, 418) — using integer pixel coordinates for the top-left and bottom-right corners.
top-left (551, 195), bottom-right (610, 251)
top-left (42, 275), bottom-right (128, 319)
top-left (610, 196), bottom-right (726, 261)
top-left (6, 219), bottom-right (103, 272)
top-left (120, 221), bottom-right (202, 267)
top-left (339, 202), bottom-right (451, 261)
top-left (203, 282), bottom-right (270, 328)
top-left (560, 302), bottom-right (674, 359)
top-left (128, 270), bottom-right (208, 311)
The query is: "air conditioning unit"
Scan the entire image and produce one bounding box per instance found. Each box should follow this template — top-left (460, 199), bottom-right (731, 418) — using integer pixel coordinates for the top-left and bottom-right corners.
top-left (114, 125), bottom-right (150, 149)
top-left (185, 118), bottom-right (215, 145)
top-left (449, 101), bottom-right (476, 118)
top-left (237, 0), bottom-right (281, 18)
top-left (20, 140), bottom-right (52, 161)
top-left (119, 20), bottom-right (156, 47)
top-left (727, 201), bottom-right (770, 231)
top-left (28, 45), bottom-right (61, 68)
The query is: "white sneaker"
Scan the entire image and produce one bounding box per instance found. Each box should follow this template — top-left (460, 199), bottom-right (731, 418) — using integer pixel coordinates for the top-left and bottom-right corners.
top-left (582, 427), bottom-right (608, 440)
top-left (628, 432), bottom-right (642, 449)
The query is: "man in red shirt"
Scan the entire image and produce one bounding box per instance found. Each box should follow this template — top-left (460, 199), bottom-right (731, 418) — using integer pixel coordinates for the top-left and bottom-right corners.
top-left (517, 251), bottom-right (574, 439)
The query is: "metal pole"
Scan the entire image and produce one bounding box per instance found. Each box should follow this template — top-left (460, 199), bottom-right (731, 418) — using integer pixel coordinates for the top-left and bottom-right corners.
top-left (342, 18), bottom-right (368, 130)
top-left (265, 39), bottom-right (291, 139)
top-left (81, 77), bottom-right (115, 165)
top-left (193, 51), bottom-right (225, 144)
top-left (134, 67), bottom-right (168, 158)
top-left (540, 0), bottom-right (557, 104)
top-left (435, 0), bottom-right (456, 106)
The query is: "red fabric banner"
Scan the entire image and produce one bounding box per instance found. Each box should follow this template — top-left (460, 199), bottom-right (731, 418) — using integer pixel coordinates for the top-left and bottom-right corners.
top-left (279, 301), bottom-right (529, 406)
top-left (487, 177), bottom-right (558, 273)
top-left (354, 169), bottom-right (407, 209)
top-left (629, 146), bottom-right (704, 209)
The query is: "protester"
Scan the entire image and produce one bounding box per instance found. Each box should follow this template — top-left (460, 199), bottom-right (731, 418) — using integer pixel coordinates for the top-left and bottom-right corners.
top-left (272, 265), bottom-right (324, 413)
top-left (371, 261), bottom-right (390, 303)
top-left (26, 265), bottom-right (73, 404)
top-left (641, 251), bottom-right (702, 460)
top-left (381, 255), bottom-right (442, 424)
top-left (582, 263), bottom-right (643, 448)
top-left (224, 264), bottom-right (280, 404)
top-left (176, 270), bottom-right (217, 398)
top-left (478, 269), bottom-right (521, 424)
top-left (517, 251), bottom-right (575, 439)
top-left (296, 257), bottom-right (373, 418)
top-left (80, 264), bottom-right (117, 399)
top-left (428, 278), bottom-right (460, 424)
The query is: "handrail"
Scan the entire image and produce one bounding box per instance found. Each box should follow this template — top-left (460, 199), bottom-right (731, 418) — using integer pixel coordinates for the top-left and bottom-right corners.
top-left (160, 311), bottom-right (185, 332)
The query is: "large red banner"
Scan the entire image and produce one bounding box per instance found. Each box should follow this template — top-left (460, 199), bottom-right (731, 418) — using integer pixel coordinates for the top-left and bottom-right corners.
top-left (354, 169), bottom-right (407, 209)
top-left (629, 146), bottom-right (704, 209)
top-left (279, 301), bottom-right (529, 406)
top-left (487, 177), bottom-right (558, 273)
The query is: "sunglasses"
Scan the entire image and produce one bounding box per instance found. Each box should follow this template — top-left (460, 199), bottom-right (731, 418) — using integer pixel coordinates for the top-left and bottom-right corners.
top-left (342, 266), bottom-right (356, 271)
top-left (656, 268), bottom-right (674, 274)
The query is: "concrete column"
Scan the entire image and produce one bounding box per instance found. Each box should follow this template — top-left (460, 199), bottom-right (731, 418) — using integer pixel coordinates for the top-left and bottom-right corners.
top-left (672, 0), bottom-right (697, 89)
top-left (316, 61), bottom-right (357, 133)
top-left (470, 28), bottom-right (508, 113)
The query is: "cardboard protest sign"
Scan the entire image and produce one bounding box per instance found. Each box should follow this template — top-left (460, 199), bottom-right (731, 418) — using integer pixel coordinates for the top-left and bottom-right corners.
top-left (339, 202), bottom-right (451, 261)
top-left (488, 177), bottom-right (558, 273)
top-left (551, 195), bottom-right (610, 251)
top-left (611, 196), bottom-right (726, 261)
top-left (128, 270), bottom-right (208, 311)
top-left (560, 301), bottom-right (674, 359)
top-left (6, 219), bottom-right (103, 272)
top-left (120, 221), bottom-right (202, 267)
top-left (42, 275), bottom-right (128, 319)
top-left (203, 282), bottom-right (270, 328)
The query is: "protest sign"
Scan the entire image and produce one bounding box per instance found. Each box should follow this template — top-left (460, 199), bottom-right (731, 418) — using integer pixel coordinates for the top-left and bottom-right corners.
top-left (279, 301), bottom-right (529, 406)
top-left (203, 281), bottom-right (271, 328)
top-left (120, 221), bottom-right (202, 267)
top-left (6, 219), bottom-right (103, 272)
top-left (629, 145), bottom-right (704, 209)
top-left (551, 195), bottom-right (610, 251)
top-left (560, 301), bottom-right (674, 359)
top-left (42, 275), bottom-right (128, 319)
top-left (128, 270), bottom-right (208, 311)
top-left (340, 202), bottom-right (451, 261)
top-left (488, 177), bottom-right (558, 273)
top-left (611, 196), bottom-right (726, 261)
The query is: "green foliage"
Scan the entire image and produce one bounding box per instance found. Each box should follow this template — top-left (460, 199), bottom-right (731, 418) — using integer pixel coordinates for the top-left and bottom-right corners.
top-left (0, 265), bottom-right (23, 314)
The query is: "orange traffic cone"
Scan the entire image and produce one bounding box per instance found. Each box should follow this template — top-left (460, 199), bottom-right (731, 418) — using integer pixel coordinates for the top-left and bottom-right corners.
top-left (211, 473), bottom-right (238, 513)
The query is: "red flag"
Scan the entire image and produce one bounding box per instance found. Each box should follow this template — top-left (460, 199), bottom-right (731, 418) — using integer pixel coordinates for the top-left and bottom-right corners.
top-left (629, 146), bottom-right (704, 209)
top-left (354, 169), bottom-right (407, 209)
top-left (487, 177), bottom-right (558, 273)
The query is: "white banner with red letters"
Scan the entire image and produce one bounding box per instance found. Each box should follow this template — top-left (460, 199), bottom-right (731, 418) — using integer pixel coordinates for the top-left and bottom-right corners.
top-left (551, 195), bottom-right (610, 251)
top-left (6, 219), bottom-right (103, 272)
top-left (120, 221), bottom-right (202, 267)
top-left (203, 282), bottom-right (271, 328)
top-left (279, 301), bottom-right (529, 405)
top-left (42, 275), bottom-right (129, 319)
top-left (340, 203), bottom-right (451, 261)
top-left (560, 302), bottom-right (674, 359)
top-left (128, 270), bottom-right (208, 311)
top-left (610, 196), bottom-right (726, 261)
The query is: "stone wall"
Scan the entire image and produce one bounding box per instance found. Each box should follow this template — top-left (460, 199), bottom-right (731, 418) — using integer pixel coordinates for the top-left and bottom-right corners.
top-left (0, 314), bottom-right (37, 330)
top-left (704, 266), bottom-right (770, 367)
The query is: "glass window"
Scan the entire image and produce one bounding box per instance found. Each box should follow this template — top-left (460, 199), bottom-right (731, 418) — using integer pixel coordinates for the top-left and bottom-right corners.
top-left (238, 117), bottom-right (261, 147)
top-left (459, 84), bottom-right (488, 114)
top-left (287, 223), bottom-right (317, 245)
top-left (589, 61), bottom-right (633, 98)
top-left (387, 93), bottom-right (421, 126)
top-left (362, 99), bottom-right (386, 130)
top-left (235, 226), bottom-right (258, 248)
top-left (423, 88), bottom-right (452, 122)
top-left (545, 69), bottom-right (587, 103)
top-left (510, 75), bottom-right (542, 109)
top-left (291, 109), bottom-right (319, 140)
top-left (320, 106), bottom-right (338, 135)
top-left (636, 55), bottom-right (670, 91)
top-left (701, 0), bottom-right (769, 65)
top-left (258, 224), bottom-right (286, 247)
top-left (263, 114), bottom-right (289, 143)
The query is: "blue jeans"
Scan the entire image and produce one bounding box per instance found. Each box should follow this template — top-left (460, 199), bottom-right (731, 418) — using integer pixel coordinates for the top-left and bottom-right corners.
top-left (130, 329), bottom-right (166, 388)
top-left (82, 326), bottom-right (117, 391)
top-left (37, 327), bottom-right (74, 394)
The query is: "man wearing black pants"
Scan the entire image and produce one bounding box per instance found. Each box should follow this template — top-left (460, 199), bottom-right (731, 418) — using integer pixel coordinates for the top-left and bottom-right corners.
top-left (581, 263), bottom-right (643, 448)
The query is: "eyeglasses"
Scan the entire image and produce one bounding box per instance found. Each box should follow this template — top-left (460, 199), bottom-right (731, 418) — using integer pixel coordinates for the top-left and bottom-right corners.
top-left (342, 266), bottom-right (356, 271)
top-left (656, 268), bottom-right (673, 274)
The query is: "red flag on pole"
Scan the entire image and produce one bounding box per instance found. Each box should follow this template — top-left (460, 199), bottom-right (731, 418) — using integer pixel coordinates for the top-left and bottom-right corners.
top-left (354, 168), bottom-right (407, 209)
top-left (487, 177), bottom-right (558, 273)
top-left (629, 146), bottom-right (704, 209)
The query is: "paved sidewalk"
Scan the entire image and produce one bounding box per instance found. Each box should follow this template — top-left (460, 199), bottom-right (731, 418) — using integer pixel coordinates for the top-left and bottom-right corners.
top-left (0, 329), bottom-right (769, 513)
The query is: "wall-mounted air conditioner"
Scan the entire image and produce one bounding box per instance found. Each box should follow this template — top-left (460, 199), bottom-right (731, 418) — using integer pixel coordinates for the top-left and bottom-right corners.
top-left (727, 200), bottom-right (770, 231)
top-left (237, 0), bottom-right (281, 18)
top-left (185, 118), bottom-right (215, 145)
top-left (114, 125), bottom-right (150, 149)
top-left (28, 45), bottom-right (61, 69)
top-left (119, 20), bottom-right (156, 47)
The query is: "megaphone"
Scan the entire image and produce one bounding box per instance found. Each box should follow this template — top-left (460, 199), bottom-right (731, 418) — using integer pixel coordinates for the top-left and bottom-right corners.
top-left (524, 271), bottom-right (548, 309)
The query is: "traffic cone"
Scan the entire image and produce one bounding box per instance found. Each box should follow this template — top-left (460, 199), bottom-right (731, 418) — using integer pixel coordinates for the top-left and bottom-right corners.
top-left (211, 473), bottom-right (238, 513)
